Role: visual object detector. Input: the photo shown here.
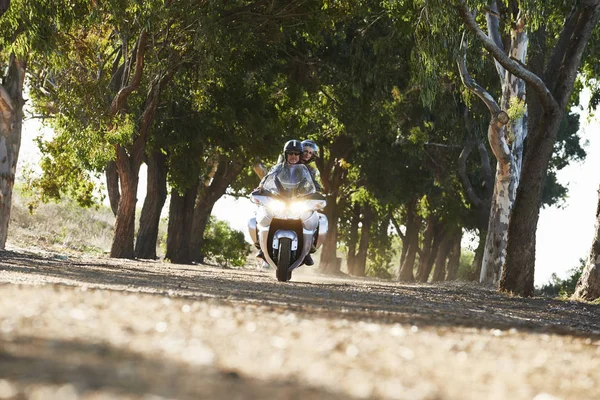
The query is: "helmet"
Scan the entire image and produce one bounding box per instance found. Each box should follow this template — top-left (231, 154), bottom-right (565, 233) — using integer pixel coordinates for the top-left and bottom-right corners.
top-left (283, 139), bottom-right (303, 155)
top-left (301, 139), bottom-right (319, 162)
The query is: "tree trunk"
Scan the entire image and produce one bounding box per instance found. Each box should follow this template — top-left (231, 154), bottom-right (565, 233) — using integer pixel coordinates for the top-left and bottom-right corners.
top-left (354, 204), bottom-right (373, 277)
top-left (0, 55), bottom-right (25, 249)
top-left (415, 216), bottom-right (435, 282)
top-left (315, 136), bottom-right (351, 275)
top-left (397, 197), bottom-right (421, 281)
top-left (346, 203), bottom-right (360, 275)
top-left (446, 229), bottom-right (462, 281)
top-left (109, 80), bottom-right (162, 259)
top-left (320, 196), bottom-right (342, 274)
top-left (458, 5), bottom-right (528, 286)
top-left (189, 156), bottom-right (244, 263)
top-left (480, 174), bottom-right (513, 284)
top-left (416, 216), bottom-right (443, 282)
top-left (109, 31), bottom-right (167, 259)
top-left (501, 116), bottom-right (563, 296)
top-left (166, 185), bottom-right (198, 264)
top-left (456, 0), bottom-right (600, 297)
top-left (318, 161), bottom-right (346, 275)
top-left (134, 151), bottom-right (167, 259)
top-left (573, 184), bottom-right (600, 301)
top-left (105, 160), bottom-right (120, 216)
top-left (432, 231), bottom-right (452, 282)
top-left (110, 146), bottom-right (140, 259)
top-left (470, 231), bottom-right (486, 281)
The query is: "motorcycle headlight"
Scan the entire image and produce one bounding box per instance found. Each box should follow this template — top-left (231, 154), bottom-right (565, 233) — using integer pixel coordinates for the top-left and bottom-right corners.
top-left (268, 199), bottom-right (286, 213)
top-left (290, 201), bottom-right (311, 214)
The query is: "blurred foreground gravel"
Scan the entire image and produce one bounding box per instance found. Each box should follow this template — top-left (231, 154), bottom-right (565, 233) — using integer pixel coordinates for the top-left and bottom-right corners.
top-left (1, 248), bottom-right (600, 400)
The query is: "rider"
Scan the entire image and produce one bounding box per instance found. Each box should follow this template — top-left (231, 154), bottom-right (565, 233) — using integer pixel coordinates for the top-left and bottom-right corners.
top-left (256, 140), bottom-right (318, 265)
top-left (300, 139), bottom-right (322, 192)
top-left (256, 139), bottom-right (303, 188)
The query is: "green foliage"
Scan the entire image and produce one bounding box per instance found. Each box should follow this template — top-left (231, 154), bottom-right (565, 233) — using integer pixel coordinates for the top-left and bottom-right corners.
top-left (366, 235), bottom-right (400, 280)
top-left (456, 249), bottom-right (476, 281)
top-left (201, 217), bottom-right (251, 267)
top-left (537, 260), bottom-right (585, 299)
top-left (506, 97), bottom-right (526, 122)
top-left (20, 155), bottom-right (104, 210)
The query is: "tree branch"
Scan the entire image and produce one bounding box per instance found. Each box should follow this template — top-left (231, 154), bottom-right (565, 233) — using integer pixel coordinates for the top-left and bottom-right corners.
top-left (455, 0), bottom-right (558, 113)
top-left (425, 142), bottom-right (463, 149)
top-left (544, 6), bottom-right (580, 92)
top-left (389, 214), bottom-right (406, 242)
top-left (478, 141), bottom-right (493, 192)
top-left (457, 33), bottom-right (511, 166)
top-left (458, 138), bottom-right (482, 208)
top-left (486, 1), bottom-right (506, 83)
top-left (111, 30), bottom-right (148, 114)
top-left (553, 2), bottom-right (600, 109)
top-left (457, 34), bottom-right (503, 118)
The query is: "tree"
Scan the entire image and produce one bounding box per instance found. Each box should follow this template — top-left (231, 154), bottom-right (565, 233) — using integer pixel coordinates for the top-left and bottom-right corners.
top-left (0, 0), bottom-right (89, 248)
top-left (457, 0), bottom-right (528, 285)
top-left (451, 0), bottom-right (600, 296)
top-left (573, 184), bottom-right (600, 301)
top-left (28, 1), bottom-right (186, 258)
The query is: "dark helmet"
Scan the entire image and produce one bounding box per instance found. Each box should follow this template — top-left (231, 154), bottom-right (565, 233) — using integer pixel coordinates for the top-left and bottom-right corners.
top-left (301, 139), bottom-right (320, 162)
top-left (283, 139), bottom-right (303, 156)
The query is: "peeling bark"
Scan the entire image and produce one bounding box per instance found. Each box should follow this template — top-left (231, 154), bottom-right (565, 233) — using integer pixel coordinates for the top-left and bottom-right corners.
top-left (0, 55), bottom-right (25, 249)
top-left (458, 11), bottom-right (528, 286)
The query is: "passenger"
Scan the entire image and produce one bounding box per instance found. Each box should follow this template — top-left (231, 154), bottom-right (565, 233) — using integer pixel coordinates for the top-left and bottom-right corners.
top-left (300, 139), bottom-right (322, 192)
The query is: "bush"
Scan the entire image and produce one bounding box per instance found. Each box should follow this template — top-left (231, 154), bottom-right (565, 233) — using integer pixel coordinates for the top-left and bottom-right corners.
top-left (201, 217), bottom-right (251, 267)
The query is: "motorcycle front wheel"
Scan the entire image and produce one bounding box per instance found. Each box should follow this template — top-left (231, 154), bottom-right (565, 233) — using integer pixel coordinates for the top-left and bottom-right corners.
top-left (276, 237), bottom-right (292, 282)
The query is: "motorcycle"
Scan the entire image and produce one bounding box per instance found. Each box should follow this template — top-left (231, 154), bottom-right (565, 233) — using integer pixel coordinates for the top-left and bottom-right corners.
top-left (248, 163), bottom-right (328, 282)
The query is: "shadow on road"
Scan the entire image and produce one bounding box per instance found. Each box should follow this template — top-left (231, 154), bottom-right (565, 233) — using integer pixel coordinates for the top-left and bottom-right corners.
top-left (1, 249), bottom-right (599, 338)
top-left (0, 334), bottom-right (350, 400)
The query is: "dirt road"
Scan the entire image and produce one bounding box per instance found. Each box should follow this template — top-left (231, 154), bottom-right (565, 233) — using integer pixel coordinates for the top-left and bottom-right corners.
top-left (1, 248), bottom-right (599, 400)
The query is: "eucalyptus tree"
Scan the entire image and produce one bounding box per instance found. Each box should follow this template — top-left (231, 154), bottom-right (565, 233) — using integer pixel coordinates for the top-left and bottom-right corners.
top-left (28, 1), bottom-right (198, 258)
top-left (406, 0), bottom-right (597, 294)
top-left (456, 0), bottom-right (529, 285)
top-left (451, 0), bottom-right (600, 296)
top-left (0, 0), bottom-right (89, 248)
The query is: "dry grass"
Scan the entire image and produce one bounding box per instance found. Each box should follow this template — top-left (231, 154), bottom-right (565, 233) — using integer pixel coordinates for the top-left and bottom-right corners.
top-left (8, 186), bottom-right (117, 255)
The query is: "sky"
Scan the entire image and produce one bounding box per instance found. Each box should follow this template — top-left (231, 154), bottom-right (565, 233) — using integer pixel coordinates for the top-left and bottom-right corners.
top-left (534, 89), bottom-right (599, 284)
top-left (17, 90), bottom-right (599, 287)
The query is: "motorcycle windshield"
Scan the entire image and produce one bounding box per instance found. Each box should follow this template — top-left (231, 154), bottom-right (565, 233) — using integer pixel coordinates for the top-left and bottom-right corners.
top-left (262, 164), bottom-right (316, 198)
